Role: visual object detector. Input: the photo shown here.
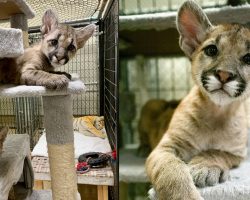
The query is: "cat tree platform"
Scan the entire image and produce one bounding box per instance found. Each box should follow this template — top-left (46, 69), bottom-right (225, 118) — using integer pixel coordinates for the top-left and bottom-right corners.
top-left (148, 161), bottom-right (250, 200)
top-left (120, 147), bottom-right (250, 200)
top-left (0, 0), bottom-right (35, 52)
top-left (0, 80), bottom-right (85, 98)
top-left (0, 81), bottom-right (86, 200)
top-left (0, 27), bottom-right (24, 57)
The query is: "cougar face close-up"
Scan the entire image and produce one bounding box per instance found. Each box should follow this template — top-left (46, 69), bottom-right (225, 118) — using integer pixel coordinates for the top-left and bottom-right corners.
top-left (40, 10), bottom-right (92, 68)
top-left (145, 1), bottom-right (250, 200)
top-left (191, 24), bottom-right (250, 105)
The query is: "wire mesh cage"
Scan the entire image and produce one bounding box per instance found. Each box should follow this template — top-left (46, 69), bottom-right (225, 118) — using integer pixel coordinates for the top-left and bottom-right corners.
top-left (99, 0), bottom-right (119, 198)
top-left (0, 0), bottom-right (105, 28)
top-left (0, 1), bottom-right (118, 199)
top-left (0, 0), bottom-right (119, 172)
top-left (0, 26), bottom-right (100, 149)
top-left (0, 97), bottom-right (42, 149)
top-left (102, 0), bottom-right (118, 155)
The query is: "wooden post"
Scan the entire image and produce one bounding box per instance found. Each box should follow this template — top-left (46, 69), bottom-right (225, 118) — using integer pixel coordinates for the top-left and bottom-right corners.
top-left (97, 186), bottom-right (108, 200)
top-left (10, 14), bottom-right (29, 48)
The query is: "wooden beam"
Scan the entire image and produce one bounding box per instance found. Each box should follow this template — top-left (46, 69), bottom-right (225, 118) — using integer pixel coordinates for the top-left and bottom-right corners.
top-left (10, 14), bottom-right (29, 48)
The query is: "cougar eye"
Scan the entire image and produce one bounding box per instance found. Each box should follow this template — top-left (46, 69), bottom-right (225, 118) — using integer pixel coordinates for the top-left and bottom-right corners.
top-left (242, 53), bottom-right (250, 65)
top-left (68, 44), bottom-right (75, 51)
top-left (204, 45), bottom-right (218, 57)
top-left (50, 39), bottom-right (58, 46)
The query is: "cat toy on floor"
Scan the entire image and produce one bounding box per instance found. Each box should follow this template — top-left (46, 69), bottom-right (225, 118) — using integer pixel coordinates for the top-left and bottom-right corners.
top-left (76, 151), bottom-right (116, 173)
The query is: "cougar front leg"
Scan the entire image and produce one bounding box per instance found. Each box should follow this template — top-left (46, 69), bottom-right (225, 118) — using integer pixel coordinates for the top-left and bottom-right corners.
top-left (49, 71), bottom-right (72, 80)
top-left (188, 150), bottom-right (243, 188)
top-left (20, 69), bottom-right (70, 89)
top-left (146, 135), bottom-right (203, 200)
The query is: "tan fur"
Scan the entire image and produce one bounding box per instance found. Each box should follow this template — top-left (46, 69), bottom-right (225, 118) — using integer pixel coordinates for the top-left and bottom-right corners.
top-left (73, 116), bottom-right (106, 139)
top-left (0, 9), bottom-right (95, 89)
top-left (146, 1), bottom-right (249, 199)
top-left (137, 99), bottom-right (179, 156)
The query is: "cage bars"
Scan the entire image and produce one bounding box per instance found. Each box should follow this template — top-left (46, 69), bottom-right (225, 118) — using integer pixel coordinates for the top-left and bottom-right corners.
top-left (100, 0), bottom-right (119, 199)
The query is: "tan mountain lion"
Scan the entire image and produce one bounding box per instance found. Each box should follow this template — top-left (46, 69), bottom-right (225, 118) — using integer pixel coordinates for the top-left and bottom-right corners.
top-left (0, 9), bottom-right (95, 89)
top-left (146, 1), bottom-right (249, 199)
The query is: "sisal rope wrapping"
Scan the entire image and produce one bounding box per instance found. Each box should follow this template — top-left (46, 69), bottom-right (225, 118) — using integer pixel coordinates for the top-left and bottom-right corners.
top-left (43, 95), bottom-right (79, 199)
top-left (47, 143), bottom-right (78, 200)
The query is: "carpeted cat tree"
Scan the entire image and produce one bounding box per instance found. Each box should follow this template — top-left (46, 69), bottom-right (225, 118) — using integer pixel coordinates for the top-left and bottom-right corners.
top-left (0, 1), bottom-right (81, 199)
top-left (0, 80), bottom-right (85, 200)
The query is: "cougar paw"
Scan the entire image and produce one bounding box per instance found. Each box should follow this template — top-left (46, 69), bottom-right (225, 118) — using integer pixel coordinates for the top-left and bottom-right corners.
top-left (61, 72), bottom-right (72, 80)
top-left (189, 164), bottom-right (230, 188)
top-left (44, 75), bottom-right (69, 90)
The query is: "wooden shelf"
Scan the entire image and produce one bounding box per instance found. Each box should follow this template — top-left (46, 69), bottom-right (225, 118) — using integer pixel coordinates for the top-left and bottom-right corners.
top-left (32, 156), bottom-right (114, 186)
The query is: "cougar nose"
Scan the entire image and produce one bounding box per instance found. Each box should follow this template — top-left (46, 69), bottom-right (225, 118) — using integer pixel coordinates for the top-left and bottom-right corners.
top-left (215, 70), bottom-right (235, 83)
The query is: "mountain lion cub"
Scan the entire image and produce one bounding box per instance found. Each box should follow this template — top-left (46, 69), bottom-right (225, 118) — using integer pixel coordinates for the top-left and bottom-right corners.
top-left (146, 1), bottom-right (249, 199)
top-left (0, 9), bottom-right (95, 89)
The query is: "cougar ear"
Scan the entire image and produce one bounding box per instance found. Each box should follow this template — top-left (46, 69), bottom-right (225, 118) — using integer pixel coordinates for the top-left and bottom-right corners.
top-left (76, 24), bottom-right (96, 49)
top-left (177, 0), bottom-right (213, 58)
top-left (40, 9), bottom-right (59, 35)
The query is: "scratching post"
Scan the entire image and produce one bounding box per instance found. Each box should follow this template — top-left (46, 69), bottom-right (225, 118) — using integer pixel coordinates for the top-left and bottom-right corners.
top-left (43, 95), bottom-right (77, 200)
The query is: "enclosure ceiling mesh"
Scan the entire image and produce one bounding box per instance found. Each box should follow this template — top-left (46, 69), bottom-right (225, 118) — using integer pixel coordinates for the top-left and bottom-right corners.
top-left (0, 0), bottom-right (103, 28)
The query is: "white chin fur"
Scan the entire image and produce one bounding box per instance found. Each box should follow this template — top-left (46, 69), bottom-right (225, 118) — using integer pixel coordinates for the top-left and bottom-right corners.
top-left (52, 55), bottom-right (58, 63)
top-left (51, 55), bottom-right (63, 68)
top-left (51, 62), bottom-right (62, 68)
top-left (207, 91), bottom-right (234, 106)
top-left (202, 75), bottom-right (244, 105)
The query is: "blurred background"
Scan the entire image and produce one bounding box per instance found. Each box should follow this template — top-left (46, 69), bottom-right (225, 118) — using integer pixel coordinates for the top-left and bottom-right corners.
top-left (118, 0), bottom-right (250, 199)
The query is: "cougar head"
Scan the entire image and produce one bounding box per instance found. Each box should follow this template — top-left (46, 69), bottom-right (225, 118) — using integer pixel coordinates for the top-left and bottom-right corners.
top-left (40, 9), bottom-right (96, 68)
top-left (177, 0), bottom-right (250, 105)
